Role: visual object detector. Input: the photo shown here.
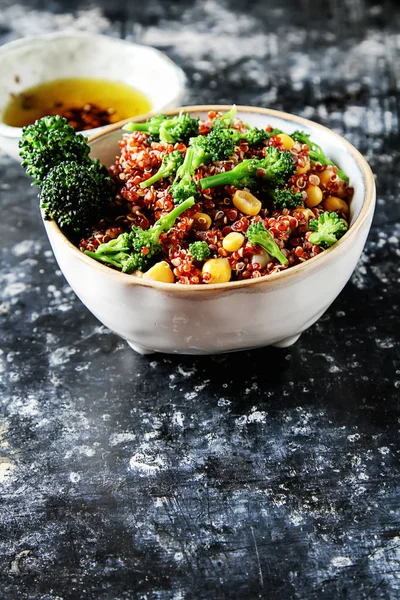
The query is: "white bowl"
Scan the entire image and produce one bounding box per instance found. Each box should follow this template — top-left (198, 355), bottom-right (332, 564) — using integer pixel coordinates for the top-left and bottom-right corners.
top-left (43, 106), bottom-right (375, 355)
top-left (0, 32), bottom-right (186, 160)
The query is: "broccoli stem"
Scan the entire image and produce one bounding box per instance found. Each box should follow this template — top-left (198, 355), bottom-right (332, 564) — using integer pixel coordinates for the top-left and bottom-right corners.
top-left (213, 105), bottom-right (237, 129)
top-left (199, 159), bottom-right (256, 189)
top-left (199, 147), bottom-right (295, 190)
top-left (84, 250), bottom-right (131, 269)
top-left (246, 222), bottom-right (288, 265)
top-left (140, 150), bottom-right (183, 189)
top-left (291, 131), bottom-right (349, 182)
top-left (125, 122), bottom-right (152, 132)
top-left (85, 198), bottom-right (195, 273)
top-left (154, 197), bottom-right (195, 234)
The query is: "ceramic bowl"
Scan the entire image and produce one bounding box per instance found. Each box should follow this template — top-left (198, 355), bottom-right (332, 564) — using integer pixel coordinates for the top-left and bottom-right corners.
top-left (0, 32), bottom-right (186, 160)
top-left (42, 106), bottom-right (375, 355)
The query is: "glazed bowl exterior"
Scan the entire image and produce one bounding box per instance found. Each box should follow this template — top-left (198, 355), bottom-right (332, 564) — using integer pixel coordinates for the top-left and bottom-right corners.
top-left (0, 32), bottom-right (186, 160)
top-left (43, 106), bottom-right (375, 355)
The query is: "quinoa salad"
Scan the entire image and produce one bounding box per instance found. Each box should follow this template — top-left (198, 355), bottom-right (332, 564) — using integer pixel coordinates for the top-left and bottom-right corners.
top-left (19, 107), bottom-right (353, 285)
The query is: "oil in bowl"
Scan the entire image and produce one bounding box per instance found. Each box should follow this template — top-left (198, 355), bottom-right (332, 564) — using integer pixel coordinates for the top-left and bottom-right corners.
top-left (2, 77), bottom-right (152, 130)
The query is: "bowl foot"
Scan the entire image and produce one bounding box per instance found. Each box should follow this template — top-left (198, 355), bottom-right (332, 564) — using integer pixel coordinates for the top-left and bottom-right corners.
top-left (272, 333), bottom-right (301, 348)
top-left (126, 340), bottom-right (155, 355)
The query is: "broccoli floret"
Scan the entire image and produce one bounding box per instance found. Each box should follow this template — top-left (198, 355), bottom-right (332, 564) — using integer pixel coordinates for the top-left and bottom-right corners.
top-left (199, 146), bottom-right (295, 190)
top-left (240, 127), bottom-right (268, 146)
top-left (40, 160), bottom-right (113, 233)
top-left (189, 128), bottom-right (238, 169)
top-left (123, 113), bottom-right (166, 140)
top-left (262, 147), bottom-right (297, 188)
top-left (212, 106), bottom-right (279, 147)
top-left (269, 188), bottom-right (304, 210)
top-left (19, 115), bottom-right (91, 185)
top-left (308, 212), bottom-right (347, 248)
top-left (140, 150), bottom-right (183, 189)
top-left (170, 147), bottom-right (200, 204)
top-left (212, 105), bottom-right (237, 130)
top-left (189, 241), bottom-right (211, 261)
top-left (123, 111), bottom-right (199, 144)
top-left (291, 130), bottom-right (349, 183)
top-left (85, 231), bottom-right (147, 273)
top-left (246, 222), bottom-right (288, 265)
top-left (85, 197), bottom-right (195, 273)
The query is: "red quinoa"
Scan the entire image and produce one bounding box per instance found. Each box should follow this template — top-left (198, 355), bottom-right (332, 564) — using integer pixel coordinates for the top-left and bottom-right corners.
top-left (79, 111), bottom-right (353, 284)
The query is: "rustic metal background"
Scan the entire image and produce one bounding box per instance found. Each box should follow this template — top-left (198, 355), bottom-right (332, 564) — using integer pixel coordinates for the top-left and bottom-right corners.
top-left (0, 1), bottom-right (399, 599)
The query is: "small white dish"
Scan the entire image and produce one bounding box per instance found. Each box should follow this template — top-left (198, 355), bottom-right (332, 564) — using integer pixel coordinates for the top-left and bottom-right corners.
top-left (42, 106), bottom-right (376, 355)
top-left (0, 31), bottom-right (186, 160)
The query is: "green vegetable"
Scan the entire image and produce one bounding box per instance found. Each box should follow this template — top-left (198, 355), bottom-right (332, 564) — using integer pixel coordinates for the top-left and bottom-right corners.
top-left (291, 130), bottom-right (349, 182)
top-left (140, 150), bottom-right (183, 189)
top-left (269, 188), bottom-right (304, 210)
top-left (85, 197), bottom-right (195, 273)
top-left (189, 128), bottom-right (238, 169)
top-left (189, 241), bottom-right (211, 261)
top-left (199, 146), bottom-right (296, 190)
top-left (212, 106), bottom-right (273, 146)
top-left (308, 212), bottom-right (347, 248)
top-left (239, 127), bottom-right (268, 146)
top-left (246, 221), bottom-right (288, 265)
top-left (170, 147), bottom-right (199, 204)
top-left (19, 115), bottom-right (91, 185)
top-left (40, 160), bottom-right (114, 233)
top-left (212, 105), bottom-right (237, 130)
top-left (123, 111), bottom-right (199, 144)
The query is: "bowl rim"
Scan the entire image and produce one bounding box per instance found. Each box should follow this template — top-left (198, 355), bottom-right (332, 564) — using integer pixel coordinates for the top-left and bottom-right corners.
top-left (44, 104), bottom-right (376, 293)
top-left (0, 30), bottom-right (186, 138)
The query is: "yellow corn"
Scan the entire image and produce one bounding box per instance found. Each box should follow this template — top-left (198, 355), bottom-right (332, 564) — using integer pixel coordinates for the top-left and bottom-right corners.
top-left (193, 212), bottom-right (212, 230)
top-left (296, 159), bottom-right (310, 175)
top-left (305, 184), bottom-right (323, 208)
top-left (319, 168), bottom-right (334, 188)
top-left (323, 196), bottom-right (350, 215)
top-left (233, 190), bottom-right (262, 216)
top-left (143, 261), bottom-right (175, 283)
top-left (295, 207), bottom-right (315, 220)
top-left (222, 232), bottom-right (245, 252)
top-left (277, 133), bottom-right (295, 150)
top-left (202, 258), bottom-right (231, 284)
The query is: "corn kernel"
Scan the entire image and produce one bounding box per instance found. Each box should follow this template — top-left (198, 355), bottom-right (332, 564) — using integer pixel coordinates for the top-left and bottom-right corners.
top-left (277, 133), bottom-right (295, 150)
top-left (323, 196), bottom-right (349, 215)
top-left (143, 261), bottom-right (175, 283)
top-left (202, 258), bottom-right (231, 284)
top-left (319, 168), bottom-right (334, 188)
top-left (193, 212), bottom-right (212, 230)
top-left (305, 184), bottom-right (323, 208)
top-left (295, 207), bottom-right (315, 220)
top-left (233, 190), bottom-right (262, 216)
top-left (222, 232), bottom-right (245, 252)
top-left (296, 159), bottom-right (310, 175)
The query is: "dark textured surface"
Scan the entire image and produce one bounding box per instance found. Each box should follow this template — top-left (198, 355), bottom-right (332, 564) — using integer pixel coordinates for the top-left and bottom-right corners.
top-left (0, 1), bottom-right (399, 599)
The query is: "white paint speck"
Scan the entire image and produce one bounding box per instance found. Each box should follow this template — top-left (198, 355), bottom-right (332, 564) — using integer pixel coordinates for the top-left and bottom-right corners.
top-left (347, 434), bottom-right (360, 442)
top-left (172, 412), bottom-right (185, 427)
top-left (0, 460), bottom-right (15, 483)
top-left (129, 453), bottom-right (164, 474)
top-left (49, 346), bottom-right (77, 366)
top-left (109, 432), bottom-right (136, 446)
top-left (331, 556), bottom-right (353, 568)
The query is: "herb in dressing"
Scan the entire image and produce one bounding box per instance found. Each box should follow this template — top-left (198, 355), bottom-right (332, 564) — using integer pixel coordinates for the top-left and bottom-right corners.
top-left (3, 77), bottom-right (151, 130)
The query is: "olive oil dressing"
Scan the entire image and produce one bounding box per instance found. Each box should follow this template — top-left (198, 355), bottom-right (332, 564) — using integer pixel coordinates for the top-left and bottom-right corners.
top-left (3, 77), bottom-right (151, 130)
